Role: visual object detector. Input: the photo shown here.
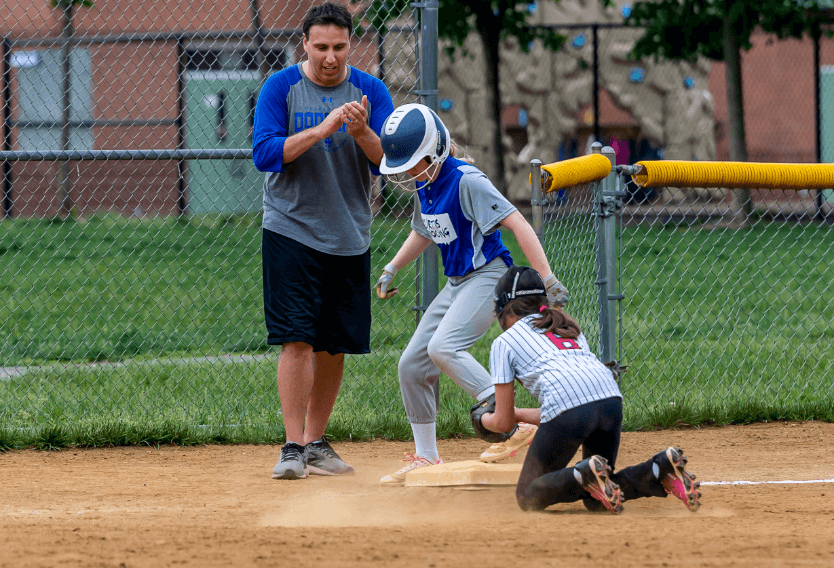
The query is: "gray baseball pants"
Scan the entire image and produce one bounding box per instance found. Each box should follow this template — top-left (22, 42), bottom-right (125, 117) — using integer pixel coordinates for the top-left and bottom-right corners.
top-left (398, 258), bottom-right (509, 424)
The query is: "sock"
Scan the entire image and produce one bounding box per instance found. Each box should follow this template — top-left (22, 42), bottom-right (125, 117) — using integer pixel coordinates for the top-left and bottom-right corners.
top-left (411, 422), bottom-right (439, 461)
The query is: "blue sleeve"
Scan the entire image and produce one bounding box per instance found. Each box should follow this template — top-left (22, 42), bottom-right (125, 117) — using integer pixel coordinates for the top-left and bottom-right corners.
top-left (352, 71), bottom-right (394, 176)
top-left (252, 70), bottom-right (294, 173)
top-left (366, 77), bottom-right (394, 136)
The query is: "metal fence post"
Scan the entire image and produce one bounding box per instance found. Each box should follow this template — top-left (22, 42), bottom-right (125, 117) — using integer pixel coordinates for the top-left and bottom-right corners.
top-left (592, 24), bottom-right (600, 144)
top-left (2, 37), bottom-right (12, 219)
top-left (595, 144), bottom-right (624, 378)
top-left (814, 22), bottom-right (824, 222)
top-left (531, 159), bottom-right (544, 245)
top-left (175, 35), bottom-right (187, 216)
top-left (415, 0), bottom-right (439, 315)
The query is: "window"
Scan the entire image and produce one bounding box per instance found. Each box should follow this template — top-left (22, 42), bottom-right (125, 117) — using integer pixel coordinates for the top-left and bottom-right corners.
top-left (187, 48), bottom-right (286, 73)
top-left (14, 48), bottom-right (92, 151)
top-left (186, 50), bottom-right (222, 71)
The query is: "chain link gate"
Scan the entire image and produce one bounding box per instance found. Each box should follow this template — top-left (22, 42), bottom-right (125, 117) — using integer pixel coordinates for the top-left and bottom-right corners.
top-left (617, 177), bottom-right (834, 423)
top-left (536, 149), bottom-right (834, 425)
top-left (0, 1), bottom-right (433, 433)
top-left (532, 143), bottom-right (624, 380)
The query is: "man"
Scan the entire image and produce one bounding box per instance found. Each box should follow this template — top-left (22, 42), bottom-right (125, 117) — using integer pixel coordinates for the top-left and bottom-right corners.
top-left (252, 1), bottom-right (394, 480)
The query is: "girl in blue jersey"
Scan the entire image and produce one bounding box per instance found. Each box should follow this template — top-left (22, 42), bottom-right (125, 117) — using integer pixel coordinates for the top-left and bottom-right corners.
top-left (373, 103), bottom-right (569, 484)
top-left (478, 266), bottom-right (702, 514)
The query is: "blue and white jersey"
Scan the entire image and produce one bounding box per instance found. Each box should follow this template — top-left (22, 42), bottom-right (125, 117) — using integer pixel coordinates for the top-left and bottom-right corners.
top-left (411, 157), bottom-right (514, 277)
top-left (253, 63), bottom-right (394, 256)
top-left (489, 315), bottom-right (622, 423)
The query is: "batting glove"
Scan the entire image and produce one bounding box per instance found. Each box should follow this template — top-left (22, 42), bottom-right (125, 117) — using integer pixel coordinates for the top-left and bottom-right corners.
top-left (375, 262), bottom-right (399, 299)
top-left (544, 273), bottom-right (569, 307)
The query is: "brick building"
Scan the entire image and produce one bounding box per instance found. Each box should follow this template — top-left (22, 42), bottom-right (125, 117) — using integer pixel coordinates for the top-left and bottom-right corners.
top-left (2, 1), bottom-right (832, 217)
top-left (1, 0), bottom-right (382, 218)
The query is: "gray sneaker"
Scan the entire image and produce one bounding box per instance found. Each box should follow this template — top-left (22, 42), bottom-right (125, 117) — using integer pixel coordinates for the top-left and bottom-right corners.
top-left (272, 442), bottom-right (307, 479)
top-left (305, 436), bottom-right (355, 476)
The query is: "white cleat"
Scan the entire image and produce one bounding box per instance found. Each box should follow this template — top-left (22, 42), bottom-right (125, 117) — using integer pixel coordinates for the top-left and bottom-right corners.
top-left (479, 422), bottom-right (537, 463)
top-left (380, 453), bottom-right (443, 486)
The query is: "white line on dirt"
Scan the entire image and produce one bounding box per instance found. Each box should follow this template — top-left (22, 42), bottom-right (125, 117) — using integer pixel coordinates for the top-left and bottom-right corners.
top-left (701, 479), bottom-right (834, 486)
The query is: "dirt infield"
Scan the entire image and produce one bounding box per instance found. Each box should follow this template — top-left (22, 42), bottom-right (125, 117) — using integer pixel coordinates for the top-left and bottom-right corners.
top-left (2, 421), bottom-right (832, 568)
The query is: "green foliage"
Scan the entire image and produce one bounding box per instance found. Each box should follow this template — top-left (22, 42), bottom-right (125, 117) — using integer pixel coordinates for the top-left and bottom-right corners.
top-left (438, 1), bottom-right (566, 53)
top-left (352, 0), bottom-right (413, 35)
top-left (351, 0), bottom-right (568, 55)
top-left (50, 0), bottom-right (94, 8)
top-left (627, 0), bottom-right (831, 62)
top-left (0, 426), bottom-right (17, 452)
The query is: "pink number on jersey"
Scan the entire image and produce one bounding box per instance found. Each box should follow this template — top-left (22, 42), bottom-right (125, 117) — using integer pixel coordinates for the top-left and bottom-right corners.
top-left (545, 332), bottom-right (580, 350)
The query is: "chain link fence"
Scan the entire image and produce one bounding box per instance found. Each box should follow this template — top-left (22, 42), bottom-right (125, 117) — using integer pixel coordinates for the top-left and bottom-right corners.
top-left (3, 3), bottom-right (834, 434)
top-left (1, 1), bottom-right (423, 429)
top-left (445, 21), bottom-right (834, 419)
top-left (435, 23), bottom-right (834, 207)
top-left (619, 185), bottom-right (834, 419)
top-left (539, 159), bottom-right (834, 421)
top-left (539, 182), bottom-right (600, 345)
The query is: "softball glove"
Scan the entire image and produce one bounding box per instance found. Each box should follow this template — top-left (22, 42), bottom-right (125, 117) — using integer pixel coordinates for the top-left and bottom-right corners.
top-left (470, 394), bottom-right (517, 444)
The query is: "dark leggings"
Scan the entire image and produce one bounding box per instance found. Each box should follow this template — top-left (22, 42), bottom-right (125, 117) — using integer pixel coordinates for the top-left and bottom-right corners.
top-left (516, 397), bottom-right (668, 512)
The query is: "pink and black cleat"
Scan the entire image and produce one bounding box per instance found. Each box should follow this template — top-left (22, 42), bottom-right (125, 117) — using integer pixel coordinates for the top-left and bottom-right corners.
top-left (574, 455), bottom-right (624, 514)
top-left (659, 446), bottom-right (702, 512)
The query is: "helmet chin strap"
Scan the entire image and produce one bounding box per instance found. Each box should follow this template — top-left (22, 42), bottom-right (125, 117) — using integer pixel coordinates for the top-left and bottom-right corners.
top-left (386, 159), bottom-right (443, 193)
top-left (386, 174), bottom-right (421, 193)
top-left (425, 160), bottom-right (442, 180)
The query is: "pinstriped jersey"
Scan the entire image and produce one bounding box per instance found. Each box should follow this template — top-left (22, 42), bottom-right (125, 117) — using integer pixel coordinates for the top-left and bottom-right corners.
top-left (489, 315), bottom-right (622, 423)
top-left (411, 157), bottom-right (514, 277)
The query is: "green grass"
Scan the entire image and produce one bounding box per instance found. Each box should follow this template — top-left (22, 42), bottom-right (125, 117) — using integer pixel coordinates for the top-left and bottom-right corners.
top-left (619, 222), bottom-right (834, 426)
top-left (0, 213), bottom-right (267, 364)
top-left (1, 213), bottom-right (833, 450)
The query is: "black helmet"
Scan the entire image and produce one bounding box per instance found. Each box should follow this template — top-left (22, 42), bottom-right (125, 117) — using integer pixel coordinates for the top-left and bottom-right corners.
top-left (494, 266), bottom-right (546, 315)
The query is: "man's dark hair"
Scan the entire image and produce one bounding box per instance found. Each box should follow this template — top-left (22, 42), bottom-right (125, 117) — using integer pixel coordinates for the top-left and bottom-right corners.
top-left (303, 2), bottom-right (353, 39)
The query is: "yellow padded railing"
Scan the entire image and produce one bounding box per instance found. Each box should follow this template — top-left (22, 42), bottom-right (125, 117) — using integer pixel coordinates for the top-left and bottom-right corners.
top-left (529, 153), bottom-right (612, 193)
top-left (632, 160), bottom-right (834, 190)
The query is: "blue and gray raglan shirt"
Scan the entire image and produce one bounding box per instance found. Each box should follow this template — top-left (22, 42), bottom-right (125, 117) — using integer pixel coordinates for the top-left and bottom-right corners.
top-left (252, 63), bottom-right (394, 256)
top-left (411, 156), bottom-right (515, 277)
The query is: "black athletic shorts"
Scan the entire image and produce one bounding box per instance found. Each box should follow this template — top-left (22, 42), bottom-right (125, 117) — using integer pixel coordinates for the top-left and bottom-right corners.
top-left (262, 229), bottom-right (371, 354)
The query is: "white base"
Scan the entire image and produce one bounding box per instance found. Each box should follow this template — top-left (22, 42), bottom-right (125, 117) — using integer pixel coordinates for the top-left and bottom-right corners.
top-left (404, 460), bottom-right (522, 487)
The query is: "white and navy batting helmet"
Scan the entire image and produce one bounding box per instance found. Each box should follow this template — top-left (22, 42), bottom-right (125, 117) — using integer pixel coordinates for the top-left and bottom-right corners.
top-left (379, 103), bottom-right (450, 175)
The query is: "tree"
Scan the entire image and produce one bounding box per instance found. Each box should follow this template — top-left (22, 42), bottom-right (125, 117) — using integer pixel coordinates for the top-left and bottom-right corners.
top-left (626, 0), bottom-right (831, 219)
top-left (353, 0), bottom-right (568, 196)
top-left (50, 0), bottom-right (93, 219)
